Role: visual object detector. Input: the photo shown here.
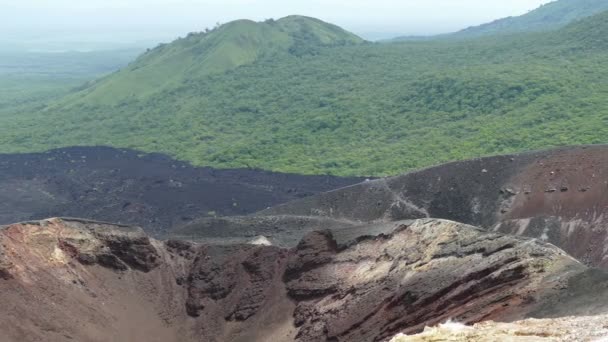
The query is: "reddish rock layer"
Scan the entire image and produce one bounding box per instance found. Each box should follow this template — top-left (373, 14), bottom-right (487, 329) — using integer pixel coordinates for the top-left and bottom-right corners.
top-left (2, 218), bottom-right (606, 342)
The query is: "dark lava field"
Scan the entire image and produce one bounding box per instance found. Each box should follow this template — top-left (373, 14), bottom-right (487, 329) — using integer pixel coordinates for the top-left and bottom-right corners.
top-left (0, 146), bottom-right (363, 236)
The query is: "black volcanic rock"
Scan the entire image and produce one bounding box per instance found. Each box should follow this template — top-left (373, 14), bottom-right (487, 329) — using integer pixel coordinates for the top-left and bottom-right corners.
top-left (0, 146), bottom-right (363, 236)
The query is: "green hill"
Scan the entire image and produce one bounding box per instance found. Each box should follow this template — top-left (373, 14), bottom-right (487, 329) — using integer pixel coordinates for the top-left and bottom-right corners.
top-left (1, 13), bottom-right (608, 176)
top-left (55, 16), bottom-right (364, 105)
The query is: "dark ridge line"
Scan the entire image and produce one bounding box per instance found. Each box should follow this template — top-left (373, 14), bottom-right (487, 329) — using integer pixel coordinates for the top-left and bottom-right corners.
top-left (0, 217), bottom-right (140, 230)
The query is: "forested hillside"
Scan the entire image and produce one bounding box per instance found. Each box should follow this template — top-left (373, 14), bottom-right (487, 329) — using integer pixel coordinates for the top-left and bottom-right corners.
top-left (0, 49), bottom-right (140, 117)
top-left (452, 0), bottom-right (608, 38)
top-left (390, 0), bottom-right (608, 41)
top-left (1, 12), bottom-right (607, 176)
top-left (454, 0), bottom-right (608, 37)
top-left (53, 16), bottom-right (364, 104)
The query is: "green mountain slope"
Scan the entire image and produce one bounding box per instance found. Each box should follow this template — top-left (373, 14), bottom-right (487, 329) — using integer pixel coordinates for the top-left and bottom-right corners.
top-left (1, 13), bottom-right (608, 176)
top-left (56, 16), bottom-right (364, 105)
top-left (454, 0), bottom-right (608, 38)
top-left (390, 0), bottom-right (608, 41)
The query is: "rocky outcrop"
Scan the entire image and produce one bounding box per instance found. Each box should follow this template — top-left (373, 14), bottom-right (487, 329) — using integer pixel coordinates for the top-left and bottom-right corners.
top-left (284, 219), bottom-right (587, 341)
top-left (3, 217), bottom-right (607, 342)
top-left (0, 218), bottom-right (161, 274)
top-left (390, 314), bottom-right (608, 341)
top-left (0, 218), bottom-right (188, 342)
top-left (254, 146), bottom-right (608, 269)
top-left (184, 244), bottom-right (291, 341)
top-left (0, 218), bottom-right (296, 342)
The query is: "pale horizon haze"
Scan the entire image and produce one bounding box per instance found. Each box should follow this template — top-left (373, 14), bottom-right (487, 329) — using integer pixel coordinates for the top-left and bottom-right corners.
top-left (0, 0), bottom-right (554, 50)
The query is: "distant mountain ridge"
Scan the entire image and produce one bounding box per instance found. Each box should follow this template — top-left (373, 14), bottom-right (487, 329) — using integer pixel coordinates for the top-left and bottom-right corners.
top-left (455, 0), bottom-right (608, 38)
top-left (391, 0), bottom-right (608, 41)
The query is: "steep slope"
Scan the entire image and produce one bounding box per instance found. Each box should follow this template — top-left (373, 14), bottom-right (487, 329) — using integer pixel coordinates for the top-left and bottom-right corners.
top-left (389, 0), bottom-right (608, 41)
top-left (54, 16), bottom-right (364, 105)
top-left (453, 0), bottom-right (608, 38)
top-left (2, 14), bottom-right (608, 175)
top-left (3, 218), bottom-right (608, 342)
top-left (176, 146), bottom-right (608, 270)
top-left (550, 8), bottom-right (608, 50)
top-left (0, 146), bottom-right (362, 235)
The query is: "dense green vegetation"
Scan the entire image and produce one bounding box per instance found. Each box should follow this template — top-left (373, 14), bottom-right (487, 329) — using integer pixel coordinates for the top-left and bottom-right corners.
top-left (55, 16), bottom-right (363, 105)
top-left (1, 12), bottom-right (607, 176)
top-left (449, 0), bottom-right (608, 38)
top-left (0, 49), bottom-right (141, 114)
top-left (392, 0), bottom-right (608, 41)
top-left (0, 75), bottom-right (83, 114)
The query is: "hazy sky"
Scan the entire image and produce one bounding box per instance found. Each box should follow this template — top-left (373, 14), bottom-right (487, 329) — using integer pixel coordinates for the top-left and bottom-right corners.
top-left (1, 0), bottom-right (554, 43)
